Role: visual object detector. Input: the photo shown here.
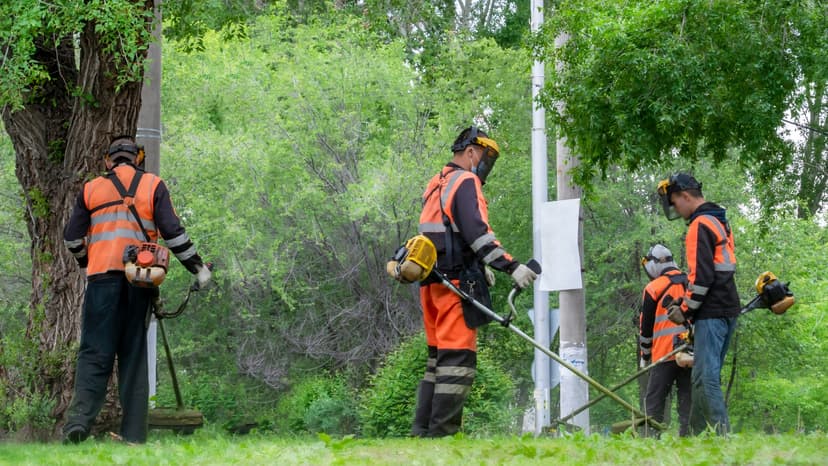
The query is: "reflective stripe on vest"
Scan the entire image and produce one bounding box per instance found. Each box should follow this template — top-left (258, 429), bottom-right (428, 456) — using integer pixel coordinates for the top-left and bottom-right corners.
top-left (697, 215), bottom-right (736, 272)
top-left (83, 166), bottom-right (161, 275)
top-left (645, 270), bottom-right (687, 361)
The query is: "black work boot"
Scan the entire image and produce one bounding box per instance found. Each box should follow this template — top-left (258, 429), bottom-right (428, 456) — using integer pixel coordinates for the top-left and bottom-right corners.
top-left (62, 425), bottom-right (90, 445)
top-left (412, 380), bottom-right (435, 437)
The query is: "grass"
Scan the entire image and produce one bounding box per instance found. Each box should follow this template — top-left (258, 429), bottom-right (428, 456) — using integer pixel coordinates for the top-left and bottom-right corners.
top-left (1, 428), bottom-right (827, 465)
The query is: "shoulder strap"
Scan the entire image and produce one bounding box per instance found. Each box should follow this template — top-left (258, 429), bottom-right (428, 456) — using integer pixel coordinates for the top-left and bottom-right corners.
top-left (438, 169), bottom-right (454, 265)
top-left (655, 272), bottom-right (688, 306)
top-left (104, 170), bottom-right (151, 242)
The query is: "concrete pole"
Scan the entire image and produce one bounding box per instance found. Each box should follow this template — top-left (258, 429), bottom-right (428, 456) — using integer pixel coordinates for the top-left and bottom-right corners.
top-left (137, 0), bottom-right (162, 406)
top-left (554, 30), bottom-right (590, 433)
top-left (530, 0), bottom-right (552, 435)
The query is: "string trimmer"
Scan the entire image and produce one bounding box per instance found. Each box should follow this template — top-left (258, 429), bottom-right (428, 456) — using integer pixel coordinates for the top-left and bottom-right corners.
top-left (147, 266), bottom-right (212, 434)
top-left (386, 235), bottom-right (667, 432)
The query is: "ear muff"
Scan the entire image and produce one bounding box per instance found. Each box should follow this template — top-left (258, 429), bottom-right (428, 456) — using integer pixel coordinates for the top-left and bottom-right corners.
top-left (135, 145), bottom-right (145, 165)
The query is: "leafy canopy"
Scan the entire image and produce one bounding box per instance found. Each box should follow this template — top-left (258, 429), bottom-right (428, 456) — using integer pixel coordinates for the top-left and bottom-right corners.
top-left (0, 0), bottom-right (153, 111)
top-left (536, 0), bottom-right (802, 187)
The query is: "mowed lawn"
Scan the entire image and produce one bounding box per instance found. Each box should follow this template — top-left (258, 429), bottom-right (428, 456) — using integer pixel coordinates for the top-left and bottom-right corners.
top-left (1, 429), bottom-right (827, 465)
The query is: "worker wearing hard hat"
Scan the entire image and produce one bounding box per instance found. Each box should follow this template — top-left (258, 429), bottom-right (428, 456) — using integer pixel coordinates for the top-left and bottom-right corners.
top-left (639, 244), bottom-right (692, 437)
top-left (412, 126), bottom-right (536, 437)
top-left (658, 173), bottom-right (740, 436)
top-left (62, 135), bottom-right (211, 444)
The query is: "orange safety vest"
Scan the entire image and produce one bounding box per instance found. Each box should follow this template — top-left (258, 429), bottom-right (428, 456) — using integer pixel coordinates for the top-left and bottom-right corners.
top-left (83, 165), bottom-right (161, 276)
top-left (684, 214), bottom-right (737, 312)
top-left (641, 270), bottom-right (688, 361)
top-left (418, 167), bottom-right (492, 274)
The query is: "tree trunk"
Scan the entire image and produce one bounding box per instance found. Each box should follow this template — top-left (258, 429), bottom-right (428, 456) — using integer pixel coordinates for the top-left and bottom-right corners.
top-left (1, 17), bottom-right (148, 439)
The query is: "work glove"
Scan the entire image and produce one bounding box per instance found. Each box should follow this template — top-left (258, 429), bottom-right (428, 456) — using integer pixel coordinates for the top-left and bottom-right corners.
top-left (639, 357), bottom-right (651, 369)
top-left (195, 264), bottom-right (212, 290)
top-left (511, 263), bottom-right (538, 289)
top-left (666, 298), bottom-right (686, 325)
top-left (484, 266), bottom-right (496, 287)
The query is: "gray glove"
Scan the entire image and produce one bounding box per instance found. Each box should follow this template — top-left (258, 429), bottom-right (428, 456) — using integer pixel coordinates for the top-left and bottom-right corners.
top-left (667, 301), bottom-right (686, 325)
top-left (484, 266), bottom-right (496, 287)
top-left (195, 264), bottom-right (212, 289)
top-left (511, 264), bottom-right (537, 289)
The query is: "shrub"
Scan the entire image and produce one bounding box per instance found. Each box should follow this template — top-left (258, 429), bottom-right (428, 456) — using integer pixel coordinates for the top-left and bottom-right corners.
top-left (358, 332), bottom-right (516, 437)
top-left (153, 371), bottom-right (280, 430)
top-left (273, 373), bottom-right (358, 435)
top-left (730, 375), bottom-right (828, 433)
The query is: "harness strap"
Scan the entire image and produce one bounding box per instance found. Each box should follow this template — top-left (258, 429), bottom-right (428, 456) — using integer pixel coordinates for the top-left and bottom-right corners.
top-left (655, 272), bottom-right (688, 307)
top-left (95, 170), bottom-right (151, 242)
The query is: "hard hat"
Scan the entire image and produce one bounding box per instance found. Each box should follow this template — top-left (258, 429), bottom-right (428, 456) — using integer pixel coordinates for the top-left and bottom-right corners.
top-left (656, 173), bottom-right (702, 220)
top-left (641, 243), bottom-right (677, 279)
top-left (107, 136), bottom-right (145, 166)
top-left (451, 126), bottom-right (500, 185)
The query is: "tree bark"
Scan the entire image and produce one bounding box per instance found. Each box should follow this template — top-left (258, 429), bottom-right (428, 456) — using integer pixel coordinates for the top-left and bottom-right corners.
top-left (1, 14), bottom-right (149, 439)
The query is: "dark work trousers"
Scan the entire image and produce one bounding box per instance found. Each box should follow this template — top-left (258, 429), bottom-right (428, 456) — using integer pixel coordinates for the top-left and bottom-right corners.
top-left (643, 360), bottom-right (692, 437)
top-left (63, 274), bottom-right (153, 443)
top-left (412, 347), bottom-right (477, 437)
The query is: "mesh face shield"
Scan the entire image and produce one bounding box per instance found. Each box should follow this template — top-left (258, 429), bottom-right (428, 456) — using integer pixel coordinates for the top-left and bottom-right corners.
top-left (657, 178), bottom-right (680, 220)
top-left (640, 243), bottom-right (677, 279)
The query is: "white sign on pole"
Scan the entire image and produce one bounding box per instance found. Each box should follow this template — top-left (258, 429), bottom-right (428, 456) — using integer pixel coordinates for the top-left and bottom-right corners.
top-left (538, 199), bottom-right (582, 291)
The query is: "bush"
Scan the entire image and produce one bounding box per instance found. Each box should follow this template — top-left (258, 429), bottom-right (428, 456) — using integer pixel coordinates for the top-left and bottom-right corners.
top-left (153, 371), bottom-right (280, 431)
top-left (358, 332), bottom-right (516, 437)
top-left (730, 375), bottom-right (828, 433)
top-left (273, 373), bottom-right (358, 435)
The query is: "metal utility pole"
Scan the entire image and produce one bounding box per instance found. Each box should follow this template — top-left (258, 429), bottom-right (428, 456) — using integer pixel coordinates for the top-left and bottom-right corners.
top-left (529, 0), bottom-right (552, 435)
top-left (138, 0), bottom-right (162, 405)
top-left (554, 30), bottom-right (590, 433)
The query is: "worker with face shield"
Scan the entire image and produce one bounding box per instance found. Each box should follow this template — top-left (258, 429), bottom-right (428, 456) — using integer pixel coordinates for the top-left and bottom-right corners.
top-left (412, 126), bottom-right (536, 437)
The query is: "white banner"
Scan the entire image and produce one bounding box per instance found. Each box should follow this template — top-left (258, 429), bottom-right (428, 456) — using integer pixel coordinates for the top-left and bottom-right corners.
top-left (538, 199), bottom-right (583, 291)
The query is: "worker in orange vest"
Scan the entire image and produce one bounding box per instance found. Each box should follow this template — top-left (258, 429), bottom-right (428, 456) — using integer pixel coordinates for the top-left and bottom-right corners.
top-left (412, 126), bottom-right (537, 437)
top-left (639, 243), bottom-right (692, 437)
top-left (659, 173), bottom-right (739, 436)
top-left (62, 136), bottom-right (211, 444)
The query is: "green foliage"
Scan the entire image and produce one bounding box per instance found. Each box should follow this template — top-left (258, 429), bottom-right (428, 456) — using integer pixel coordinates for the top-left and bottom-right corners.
top-left (0, 303), bottom-right (58, 436)
top-left (1, 389), bottom-right (55, 436)
top-left (536, 0), bottom-right (803, 187)
top-left (0, 0), bottom-right (152, 109)
top-left (732, 376), bottom-right (828, 433)
top-left (273, 373), bottom-right (357, 435)
top-left (358, 333), bottom-right (516, 438)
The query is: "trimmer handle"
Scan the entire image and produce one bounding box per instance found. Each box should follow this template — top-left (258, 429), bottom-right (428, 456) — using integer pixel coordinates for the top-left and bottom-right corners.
top-left (506, 259), bottom-right (543, 323)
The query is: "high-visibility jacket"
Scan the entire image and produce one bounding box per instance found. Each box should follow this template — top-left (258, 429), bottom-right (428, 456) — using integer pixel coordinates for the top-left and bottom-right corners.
top-left (82, 165), bottom-right (161, 275)
top-left (64, 163), bottom-right (204, 277)
top-left (418, 163), bottom-right (518, 281)
top-left (639, 268), bottom-right (688, 362)
top-left (681, 203), bottom-right (740, 320)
